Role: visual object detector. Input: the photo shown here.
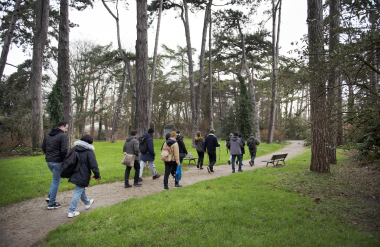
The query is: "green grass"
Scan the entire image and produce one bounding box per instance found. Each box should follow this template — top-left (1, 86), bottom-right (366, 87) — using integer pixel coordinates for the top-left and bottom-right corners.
top-left (39, 150), bottom-right (379, 247)
top-left (0, 139), bottom-right (285, 205)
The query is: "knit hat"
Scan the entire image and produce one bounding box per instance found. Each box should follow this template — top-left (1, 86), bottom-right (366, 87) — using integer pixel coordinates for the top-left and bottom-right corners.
top-left (148, 128), bottom-right (154, 134)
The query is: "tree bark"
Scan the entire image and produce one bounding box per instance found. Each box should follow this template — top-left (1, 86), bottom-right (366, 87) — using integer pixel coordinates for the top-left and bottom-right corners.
top-left (327, 0), bottom-right (340, 164)
top-left (237, 22), bottom-right (260, 140)
top-left (181, 0), bottom-right (197, 144)
top-left (0, 0), bottom-right (22, 82)
top-left (30, 0), bottom-right (50, 149)
top-left (196, 0), bottom-right (212, 133)
top-left (135, 0), bottom-right (149, 135)
top-left (308, 0), bottom-right (329, 172)
top-left (148, 0), bottom-right (163, 127)
top-left (59, 0), bottom-right (73, 149)
top-left (208, 4), bottom-right (213, 130)
top-left (267, 0), bottom-right (281, 144)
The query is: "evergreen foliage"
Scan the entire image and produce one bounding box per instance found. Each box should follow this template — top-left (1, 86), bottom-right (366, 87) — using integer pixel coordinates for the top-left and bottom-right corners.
top-left (237, 74), bottom-right (253, 139)
top-left (46, 79), bottom-right (63, 128)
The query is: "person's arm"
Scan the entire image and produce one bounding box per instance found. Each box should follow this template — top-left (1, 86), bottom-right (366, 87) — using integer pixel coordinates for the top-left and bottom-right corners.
top-left (134, 139), bottom-right (140, 156)
top-left (148, 138), bottom-right (155, 156)
top-left (173, 143), bottom-right (180, 166)
top-left (215, 137), bottom-right (220, 147)
top-left (181, 139), bottom-right (188, 154)
top-left (60, 134), bottom-right (68, 160)
top-left (88, 151), bottom-right (100, 179)
top-left (123, 141), bottom-right (127, 153)
top-left (204, 137), bottom-right (208, 152)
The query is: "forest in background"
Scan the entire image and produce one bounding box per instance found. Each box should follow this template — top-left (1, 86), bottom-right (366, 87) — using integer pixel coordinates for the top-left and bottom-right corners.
top-left (0, 0), bottom-right (379, 171)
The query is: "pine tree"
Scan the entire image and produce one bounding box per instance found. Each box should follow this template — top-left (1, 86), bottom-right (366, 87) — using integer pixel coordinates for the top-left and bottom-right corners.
top-left (237, 74), bottom-right (253, 139)
top-left (46, 79), bottom-right (63, 128)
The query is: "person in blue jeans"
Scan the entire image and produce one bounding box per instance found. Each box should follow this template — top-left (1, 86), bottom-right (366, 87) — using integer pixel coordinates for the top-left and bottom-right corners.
top-left (41, 121), bottom-right (68, 210)
top-left (229, 132), bottom-right (244, 173)
top-left (67, 135), bottom-right (101, 218)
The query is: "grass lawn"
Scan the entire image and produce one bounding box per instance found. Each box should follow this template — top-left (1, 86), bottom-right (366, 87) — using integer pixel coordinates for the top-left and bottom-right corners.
top-left (39, 150), bottom-right (380, 246)
top-left (0, 139), bottom-right (285, 205)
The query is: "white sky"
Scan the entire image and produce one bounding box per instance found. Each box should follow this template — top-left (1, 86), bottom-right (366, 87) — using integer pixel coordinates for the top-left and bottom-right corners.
top-left (3, 0), bottom-right (307, 77)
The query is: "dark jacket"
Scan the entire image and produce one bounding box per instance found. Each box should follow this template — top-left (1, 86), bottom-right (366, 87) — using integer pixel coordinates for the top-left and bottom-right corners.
top-left (229, 136), bottom-right (243, 155)
top-left (176, 135), bottom-right (188, 154)
top-left (41, 127), bottom-right (68, 162)
top-left (195, 136), bottom-right (204, 153)
top-left (247, 137), bottom-right (261, 153)
top-left (123, 135), bottom-right (140, 161)
top-left (68, 140), bottom-right (100, 188)
top-left (140, 132), bottom-right (155, 161)
top-left (204, 134), bottom-right (220, 153)
top-left (240, 137), bottom-right (245, 155)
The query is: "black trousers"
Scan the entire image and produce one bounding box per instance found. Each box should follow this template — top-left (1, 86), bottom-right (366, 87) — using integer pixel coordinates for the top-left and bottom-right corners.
top-left (125, 160), bottom-right (140, 185)
top-left (164, 161), bottom-right (179, 186)
top-left (208, 152), bottom-right (216, 171)
top-left (197, 151), bottom-right (204, 167)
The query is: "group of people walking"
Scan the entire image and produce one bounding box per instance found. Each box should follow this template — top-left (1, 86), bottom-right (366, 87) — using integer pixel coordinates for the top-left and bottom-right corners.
top-left (42, 121), bottom-right (260, 218)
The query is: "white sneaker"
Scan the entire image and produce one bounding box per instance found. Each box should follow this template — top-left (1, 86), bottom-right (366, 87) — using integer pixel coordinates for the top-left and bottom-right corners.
top-left (68, 211), bottom-right (80, 218)
top-left (85, 199), bottom-right (94, 209)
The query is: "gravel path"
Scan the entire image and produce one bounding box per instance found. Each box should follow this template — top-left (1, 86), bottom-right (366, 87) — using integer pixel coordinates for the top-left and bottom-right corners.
top-left (0, 140), bottom-right (306, 247)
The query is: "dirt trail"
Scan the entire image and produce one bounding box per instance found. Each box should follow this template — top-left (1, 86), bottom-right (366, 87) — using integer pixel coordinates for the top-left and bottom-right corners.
top-left (0, 141), bottom-right (306, 247)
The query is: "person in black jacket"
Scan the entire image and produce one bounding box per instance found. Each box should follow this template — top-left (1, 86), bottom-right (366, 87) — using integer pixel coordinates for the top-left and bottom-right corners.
top-left (176, 131), bottom-right (188, 164)
top-left (203, 129), bottom-right (220, 173)
top-left (41, 121), bottom-right (68, 210)
top-left (67, 135), bottom-right (101, 218)
top-left (194, 131), bottom-right (204, 169)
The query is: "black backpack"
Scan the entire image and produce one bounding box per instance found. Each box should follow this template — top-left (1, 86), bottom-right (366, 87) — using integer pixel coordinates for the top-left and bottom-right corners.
top-left (248, 139), bottom-right (255, 150)
top-left (60, 147), bottom-right (80, 178)
top-left (138, 136), bottom-right (149, 154)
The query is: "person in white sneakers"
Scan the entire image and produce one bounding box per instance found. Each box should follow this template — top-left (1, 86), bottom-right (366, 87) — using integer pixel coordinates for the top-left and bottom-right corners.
top-left (67, 135), bottom-right (101, 218)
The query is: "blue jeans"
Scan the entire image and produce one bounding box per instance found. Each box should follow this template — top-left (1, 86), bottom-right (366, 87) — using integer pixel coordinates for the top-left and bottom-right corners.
top-left (231, 155), bottom-right (243, 171)
top-left (68, 186), bottom-right (91, 213)
top-left (139, 160), bottom-right (157, 177)
top-left (47, 162), bottom-right (62, 205)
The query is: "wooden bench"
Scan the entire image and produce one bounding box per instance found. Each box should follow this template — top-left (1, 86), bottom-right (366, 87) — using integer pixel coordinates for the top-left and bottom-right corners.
top-left (262, 153), bottom-right (288, 167)
top-left (183, 152), bottom-right (198, 165)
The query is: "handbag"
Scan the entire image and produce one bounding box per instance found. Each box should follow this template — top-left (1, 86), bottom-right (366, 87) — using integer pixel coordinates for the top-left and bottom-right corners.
top-left (121, 152), bottom-right (135, 167)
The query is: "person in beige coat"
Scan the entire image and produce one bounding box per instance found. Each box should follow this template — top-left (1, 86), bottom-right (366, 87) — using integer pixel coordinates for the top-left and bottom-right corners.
top-left (162, 131), bottom-right (182, 190)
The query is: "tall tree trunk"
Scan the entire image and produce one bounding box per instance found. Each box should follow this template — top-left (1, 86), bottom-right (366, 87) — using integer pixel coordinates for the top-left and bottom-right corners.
top-left (237, 22), bottom-right (260, 140)
top-left (308, 0), bottom-right (329, 172)
top-left (148, 0), bottom-right (163, 127)
top-left (336, 75), bottom-right (343, 146)
top-left (135, 0), bottom-right (149, 135)
top-left (59, 0), bottom-right (73, 149)
top-left (181, 0), bottom-right (197, 144)
top-left (0, 0), bottom-right (22, 82)
top-left (218, 69), bottom-right (222, 120)
top-left (327, 0), bottom-right (340, 164)
top-left (197, 0), bottom-right (212, 133)
top-left (102, 0), bottom-right (135, 140)
top-left (30, 0), bottom-right (50, 149)
top-left (111, 65), bottom-right (128, 142)
top-left (267, 0), bottom-right (282, 144)
top-left (208, 5), bottom-right (213, 130)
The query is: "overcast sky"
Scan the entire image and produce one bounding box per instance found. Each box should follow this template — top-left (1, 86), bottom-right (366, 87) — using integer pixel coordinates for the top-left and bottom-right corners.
top-left (4, 0), bottom-right (307, 77)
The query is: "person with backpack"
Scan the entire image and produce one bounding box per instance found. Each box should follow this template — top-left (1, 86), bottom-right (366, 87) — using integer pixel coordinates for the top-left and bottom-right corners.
top-left (226, 133), bottom-right (233, 165)
top-left (203, 129), bottom-right (220, 173)
top-left (67, 135), bottom-right (100, 218)
top-left (230, 132), bottom-right (244, 173)
top-left (162, 131), bottom-right (182, 190)
top-left (247, 133), bottom-right (261, 166)
top-left (194, 131), bottom-right (204, 169)
top-left (41, 121), bottom-right (68, 210)
top-left (139, 128), bottom-right (161, 181)
top-left (176, 131), bottom-right (188, 164)
top-left (123, 130), bottom-right (141, 188)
